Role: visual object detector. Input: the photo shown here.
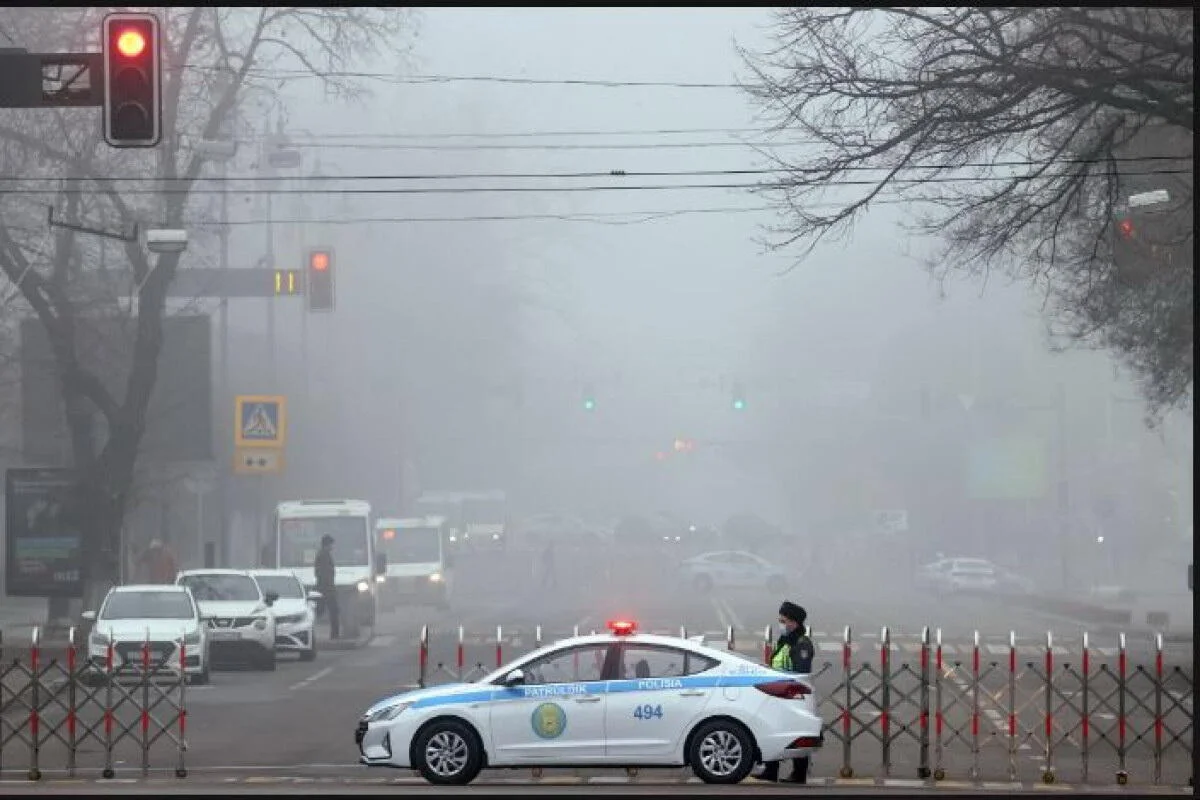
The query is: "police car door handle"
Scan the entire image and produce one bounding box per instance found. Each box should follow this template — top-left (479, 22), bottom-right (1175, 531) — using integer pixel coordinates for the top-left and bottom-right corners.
top-left (573, 695), bottom-right (602, 703)
top-left (679, 690), bottom-right (706, 697)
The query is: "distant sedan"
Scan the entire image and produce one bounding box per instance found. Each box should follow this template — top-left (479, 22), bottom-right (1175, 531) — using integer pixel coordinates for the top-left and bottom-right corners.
top-left (676, 550), bottom-right (789, 594)
top-left (356, 620), bottom-right (823, 785)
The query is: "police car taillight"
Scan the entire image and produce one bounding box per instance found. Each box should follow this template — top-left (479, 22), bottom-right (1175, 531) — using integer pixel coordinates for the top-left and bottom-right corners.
top-left (607, 619), bottom-right (637, 635)
top-left (755, 679), bottom-right (811, 699)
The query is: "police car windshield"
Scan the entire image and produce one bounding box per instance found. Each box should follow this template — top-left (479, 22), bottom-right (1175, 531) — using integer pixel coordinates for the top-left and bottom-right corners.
top-left (279, 517), bottom-right (369, 567)
top-left (102, 591), bottom-right (194, 620)
top-left (179, 573), bottom-right (260, 602)
top-left (253, 575), bottom-right (305, 600)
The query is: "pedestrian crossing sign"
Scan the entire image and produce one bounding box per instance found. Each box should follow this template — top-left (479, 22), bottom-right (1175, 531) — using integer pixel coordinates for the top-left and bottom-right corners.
top-left (235, 395), bottom-right (287, 448)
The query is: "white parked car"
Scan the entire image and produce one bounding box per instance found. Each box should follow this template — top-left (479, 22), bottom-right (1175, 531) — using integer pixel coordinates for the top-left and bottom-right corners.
top-left (915, 557), bottom-right (1000, 594)
top-left (82, 584), bottom-right (210, 685)
top-left (677, 551), bottom-right (788, 594)
top-left (356, 620), bottom-right (824, 785)
top-left (250, 568), bottom-right (321, 661)
top-left (176, 569), bottom-right (279, 671)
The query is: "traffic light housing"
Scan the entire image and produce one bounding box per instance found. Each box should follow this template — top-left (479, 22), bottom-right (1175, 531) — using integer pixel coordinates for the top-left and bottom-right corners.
top-left (102, 12), bottom-right (162, 148)
top-left (307, 248), bottom-right (335, 312)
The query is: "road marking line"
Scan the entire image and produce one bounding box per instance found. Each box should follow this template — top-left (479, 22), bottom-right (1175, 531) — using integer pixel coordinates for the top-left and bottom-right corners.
top-left (721, 597), bottom-right (742, 630)
top-left (710, 597), bottom-right (729, 631)
top-left (288, 666), bottom-right (333, 691)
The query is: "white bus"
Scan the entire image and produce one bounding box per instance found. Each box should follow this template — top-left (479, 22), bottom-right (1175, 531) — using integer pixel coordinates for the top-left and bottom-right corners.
top-left (272, 499), bottom-right (381, 638)
top-left (374, 515), bottom-right (451, 611)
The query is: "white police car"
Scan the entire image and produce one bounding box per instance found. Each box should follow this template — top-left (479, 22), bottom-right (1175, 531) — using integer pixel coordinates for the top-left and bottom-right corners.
top-left (356, 620), bottom-right (823, 785)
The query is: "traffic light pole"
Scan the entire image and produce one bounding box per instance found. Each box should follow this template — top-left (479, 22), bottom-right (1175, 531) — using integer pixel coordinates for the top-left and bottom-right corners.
top-left (217, 159), bottom-right (231, 568)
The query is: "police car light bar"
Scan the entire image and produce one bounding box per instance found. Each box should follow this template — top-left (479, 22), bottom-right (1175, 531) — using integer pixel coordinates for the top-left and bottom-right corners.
top-left (607, 619), bottom-right (637, 635)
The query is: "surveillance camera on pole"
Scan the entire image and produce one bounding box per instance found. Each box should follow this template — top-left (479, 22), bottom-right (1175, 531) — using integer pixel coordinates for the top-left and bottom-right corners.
top-left (146, 228), bottom-right (188, 254)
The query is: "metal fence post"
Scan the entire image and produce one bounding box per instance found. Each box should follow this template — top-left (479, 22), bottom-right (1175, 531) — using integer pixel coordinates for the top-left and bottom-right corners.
top-left (934, 628), bottom-right (945, 781)
top-left (881, 626), bottom-right (891, 778)
top-left (1116, 631), bottom-right (1127, 785)
top-left (1081, 632), bottom-right (1090, 784)
top-left (839, 625), bottom-right (853, 779)
top-left (535, 625), bottom-right (543, 649)
top-left (141, 628), bottom-right (151, 777)
top-left (1007, 630), bottom-right (1017, 782)
top-left (102, 630), bottom-right (115, 779)
top-left (1042, 630), bottom-right (1055, 784)
top-left (67, 626), bottom-right (78, 777)
top-left (726, 624), bottom-right (734, 653)
top-left (970, 630), bottom-right (980, 781)
top-left (417, 625), bottom-right (428, 689)
top-left (456, 625), bottom-right (465, 681)
top-left (679, 625), bottom-right (687, 640)
top-left (27, 626), bottom-right (41, 781)
top-left (918, 626), bottom-right (930, 780)
top-left (177, 626), bottom-right (188, 779)
top-left (1153, 632), bottom-right (1163, 785)
top-left (495, 625), bottom-right (503, 669)
top-left (762, 626), bottom-right (772, 665)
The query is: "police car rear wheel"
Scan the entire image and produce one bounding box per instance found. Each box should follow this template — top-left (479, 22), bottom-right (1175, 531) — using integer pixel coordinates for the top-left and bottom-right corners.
top-left (414, 719), bottom-right (484, 785)
top-left (689, 719), bottom-right (755, 784)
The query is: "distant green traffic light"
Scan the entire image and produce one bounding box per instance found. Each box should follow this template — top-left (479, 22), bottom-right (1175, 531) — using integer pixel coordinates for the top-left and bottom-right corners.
top-left (732, 398), bottom-right (746, 411)
top-left (583, 397), bottom-right (596, 411)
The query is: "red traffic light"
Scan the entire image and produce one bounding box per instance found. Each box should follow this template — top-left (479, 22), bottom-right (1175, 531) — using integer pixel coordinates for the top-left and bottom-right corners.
top-left (310, 251), bottom-right (330, 272)
top-left (115, 29), bottom-right (147, 58)
top-left (1117, 219), bottom-right (1134, 239)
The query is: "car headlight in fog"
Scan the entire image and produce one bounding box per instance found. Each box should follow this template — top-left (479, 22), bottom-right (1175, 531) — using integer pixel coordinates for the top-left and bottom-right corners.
top-left (449, 535), bottom-right (457, 543)
top-left (375, 574), bottom-right (387, 583)
top-left (492, 533), bottom-right (500, 540)
top-left (429, 572), bottom-right (442, 583)
top-left (356, 580), bottom-right (370, 593)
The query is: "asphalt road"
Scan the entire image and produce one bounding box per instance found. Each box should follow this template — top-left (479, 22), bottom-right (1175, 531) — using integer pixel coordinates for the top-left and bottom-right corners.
top-left (0, 544), bottom-right (1191, 790)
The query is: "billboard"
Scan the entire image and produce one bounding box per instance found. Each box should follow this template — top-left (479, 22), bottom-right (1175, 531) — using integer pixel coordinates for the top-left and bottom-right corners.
top-left (20, 314), bottom-right (212, 462)
top-left (4, 468), bottom-right (84, 598)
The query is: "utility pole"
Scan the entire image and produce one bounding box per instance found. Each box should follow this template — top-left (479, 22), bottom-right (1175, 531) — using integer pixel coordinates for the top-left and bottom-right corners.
top-left (217, 156), bottom-right (231, 568)
top-left (1055, 382), bottom-right (1070, 591)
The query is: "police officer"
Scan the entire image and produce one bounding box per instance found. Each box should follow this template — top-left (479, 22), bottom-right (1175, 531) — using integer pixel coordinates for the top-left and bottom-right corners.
top-left (755, 600), bottom-right (815, 783)
top-left (314, 534), bottom-right (339, 640)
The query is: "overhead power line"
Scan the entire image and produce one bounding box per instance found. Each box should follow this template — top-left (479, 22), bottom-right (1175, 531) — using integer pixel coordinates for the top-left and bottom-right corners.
top-left (1, 167), bottom-right (1189, 196)
top-left (6, 155), bottom-right (1186, 184)
top-left (181, 65), bottom-right (748, 89)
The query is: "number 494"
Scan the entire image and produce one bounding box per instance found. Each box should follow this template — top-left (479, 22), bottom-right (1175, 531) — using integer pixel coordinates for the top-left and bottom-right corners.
top-left (633, 704), bottom-right (663, 720)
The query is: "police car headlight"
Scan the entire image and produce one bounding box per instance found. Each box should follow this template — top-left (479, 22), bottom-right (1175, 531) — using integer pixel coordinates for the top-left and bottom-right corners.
top-left (429, 572), bottom-right (442, 583)
top-left (365, 701), bottom-right (411, 722)
top-left (375, 575), bottom-right (387, 584)
top-left (253, 617), bottom-right (268, 631)
top-left (356, 580), bottom-right (370, 593)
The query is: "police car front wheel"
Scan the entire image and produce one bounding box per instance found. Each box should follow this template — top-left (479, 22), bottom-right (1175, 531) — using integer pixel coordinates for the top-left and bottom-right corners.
top-left (413, 719), bottom-right (485, 785)
top-left (688, 719), bottom-right (756, 784)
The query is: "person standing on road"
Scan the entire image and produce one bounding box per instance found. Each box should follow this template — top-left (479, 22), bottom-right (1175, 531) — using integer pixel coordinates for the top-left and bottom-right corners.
top-left (753, 600), bottom-right (815, 784)
top-left (314, 534), bottom-right (340, 640)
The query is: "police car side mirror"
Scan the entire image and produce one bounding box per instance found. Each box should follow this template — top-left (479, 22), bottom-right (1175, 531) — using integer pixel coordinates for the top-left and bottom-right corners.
top-left (502, 669), bottom-right (525, 687)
